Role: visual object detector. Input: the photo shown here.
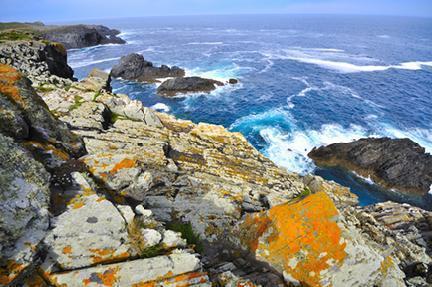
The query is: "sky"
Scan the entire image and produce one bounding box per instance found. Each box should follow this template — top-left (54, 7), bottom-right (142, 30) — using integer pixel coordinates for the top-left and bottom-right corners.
top-left (0, 0), bottom-right (431, 22)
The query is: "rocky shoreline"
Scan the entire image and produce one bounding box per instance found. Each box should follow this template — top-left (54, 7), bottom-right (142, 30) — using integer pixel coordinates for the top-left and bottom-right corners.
top-left (309, 138), bottom-right (432, 196)
top-left (0, 26), bottom-right (431, 287)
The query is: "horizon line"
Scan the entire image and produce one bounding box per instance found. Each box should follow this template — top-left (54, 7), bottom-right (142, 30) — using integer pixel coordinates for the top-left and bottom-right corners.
top-left (3, 12), bottom-right (431, 24)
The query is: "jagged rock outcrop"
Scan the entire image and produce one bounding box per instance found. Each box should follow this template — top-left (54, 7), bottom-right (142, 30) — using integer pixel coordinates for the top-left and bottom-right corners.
top-left (41, 24), bottom-right (126, 49)
top-left (0, 40), bottom-right (74, 85)
top-left (111, 53), bottom-right (185, 82)
top-left (308, 137), bottom-right (432, 195)
top-left (157, 76), bottom-right (224, 97)
top-left (0, 64), bottom-right (84, 160)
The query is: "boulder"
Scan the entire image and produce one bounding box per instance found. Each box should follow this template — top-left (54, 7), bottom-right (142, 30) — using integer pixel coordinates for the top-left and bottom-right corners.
top-left (308, 137), bottom-right (432, 195)
top-left (235, 192), bottom-right (406, 287)
top-left (111, 53), bottom-right (185, 82)
top-left (0, 134), bottom-right (50, 285)
top-left (41, 24), bottom-right (126, 49)
top-left (228, 78), bottom-right (239, 84)
top-left (157, 76), bottom-right (224, 97)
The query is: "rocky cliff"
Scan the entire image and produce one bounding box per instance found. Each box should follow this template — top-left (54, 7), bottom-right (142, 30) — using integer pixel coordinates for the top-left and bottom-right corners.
top-left (0, 22), bottom-right (126, 49)
top-left (1, 39), bottom-right (431, 287)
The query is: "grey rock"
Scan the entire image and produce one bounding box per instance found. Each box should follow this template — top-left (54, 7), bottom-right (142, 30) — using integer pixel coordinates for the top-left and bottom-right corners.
top-left (309, 137), bottom-right (432, 195)
top-left (111, 53), bottom-right (185, 82)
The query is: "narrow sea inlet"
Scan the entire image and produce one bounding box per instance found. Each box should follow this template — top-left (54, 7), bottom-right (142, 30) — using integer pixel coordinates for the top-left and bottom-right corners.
top-left (69, 14), bottom-right (432, 208)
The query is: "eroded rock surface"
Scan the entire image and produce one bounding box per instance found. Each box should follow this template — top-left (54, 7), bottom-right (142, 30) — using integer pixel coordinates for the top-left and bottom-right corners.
top-left (308, 137), bottom-right (432, 195)
top-left (0, 40), bottom-right (74, 85)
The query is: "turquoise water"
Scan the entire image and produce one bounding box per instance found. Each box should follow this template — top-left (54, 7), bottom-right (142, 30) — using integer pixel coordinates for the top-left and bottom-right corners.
top-left (68, 15), bottom-right (432, 208)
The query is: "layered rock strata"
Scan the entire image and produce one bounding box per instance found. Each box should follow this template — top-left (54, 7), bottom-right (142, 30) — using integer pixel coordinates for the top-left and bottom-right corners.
top-left (1, 40), bottom-right (432, 286)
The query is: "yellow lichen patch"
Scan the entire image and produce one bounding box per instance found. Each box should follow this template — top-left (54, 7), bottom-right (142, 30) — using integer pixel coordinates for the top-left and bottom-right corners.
top-left (23, 140), bottom-right (70, 161)
top-left (72, 201), bottom-right (85, 209)
top-left (110, 158), bottom-right (137, 174)
top-left (62, 246), bottom-right (73, 255)
top-left (23, 273), bottom-right (47, 287)
top-left (240, 192), bottom-right (346, 287)
top-left (380, 255), bottom-right (395, 276)
top-left (0, 64), bottom-right (24, 107)
top-left (0, 260), bottom-right (26, 285)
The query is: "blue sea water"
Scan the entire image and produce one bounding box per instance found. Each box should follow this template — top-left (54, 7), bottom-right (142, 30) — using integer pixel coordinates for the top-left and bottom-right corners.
top-left (67, 15), bottom-right (432, 208)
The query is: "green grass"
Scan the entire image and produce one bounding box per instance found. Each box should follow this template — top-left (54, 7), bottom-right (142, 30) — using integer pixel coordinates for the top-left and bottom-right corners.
top-left (92, 91), bottom-right (101, 102)
top-left (36, 85), bottom-right (55, 93)
top-left (110, 112), bottom-right (128, 123)
top-left (69, 95), bottom-right (84, 111)
top-left (166, 222), bottom-right (203, 253)
top-left (140, 244), bottom-right (165, 258)
top-left (0, 30), bottom-right (34, 41)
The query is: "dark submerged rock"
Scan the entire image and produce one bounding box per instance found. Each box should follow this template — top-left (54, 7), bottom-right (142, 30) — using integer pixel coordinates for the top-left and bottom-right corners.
top-left (228, 78), bottom-right (239, 84)
top-left (111, 53), bottom-right (185, 82)
top-left (157, 76), bottom-right (224, 97)
top-left (308, 137), bottom-right (432, 195)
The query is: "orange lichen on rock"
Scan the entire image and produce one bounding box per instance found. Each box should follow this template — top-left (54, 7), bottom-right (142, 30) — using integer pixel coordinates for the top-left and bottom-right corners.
top-left (0, 64), bottom-right (25, 106)
top-left (83, 267), bottom-right (119, 286)
top-left (131, 271), bottom-right (209, 287)
top-left (239, 192), bottom-right (346, 287)
top-left (89, 249), bottom-right (131, 264)
top-left (62, 246), bottom-right (73, 254)
top-left (110, 158), bottom-right (137, 174)
top-left (0, 260), bottom-right (26, 285)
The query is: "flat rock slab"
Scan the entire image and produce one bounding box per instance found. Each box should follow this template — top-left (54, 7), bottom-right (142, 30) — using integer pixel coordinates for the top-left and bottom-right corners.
top-left (43, 174), bottom-right (134, 270)
top-left (46, 252), bottom-right (207, 287)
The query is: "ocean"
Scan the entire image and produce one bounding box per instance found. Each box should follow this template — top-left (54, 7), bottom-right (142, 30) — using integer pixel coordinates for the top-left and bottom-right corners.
top-left (67, 14), bottom-right (432, 208)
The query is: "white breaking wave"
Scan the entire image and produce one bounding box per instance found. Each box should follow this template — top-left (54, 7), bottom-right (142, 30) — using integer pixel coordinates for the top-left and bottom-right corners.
top-left (186, 42), bottom-right (224, 45)
top-left (231, 105), bottom-right (432, 176)
top-left (286, 57), bottom-right (432, 73)
top-left (151, 103), bottom-right (171, 112)
top-left (260, 123), bottom-right (371, 175)
top-left (69, 57), bottom-right (120, 69)
top-left (262, 47), bottom-right (432, 73)
top-left (287, 77), bottom-right (362, 109)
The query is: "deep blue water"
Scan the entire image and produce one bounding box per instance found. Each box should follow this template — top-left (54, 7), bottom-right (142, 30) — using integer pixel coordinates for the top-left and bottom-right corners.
top-left (67, 15), bottom-right (432, 208)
